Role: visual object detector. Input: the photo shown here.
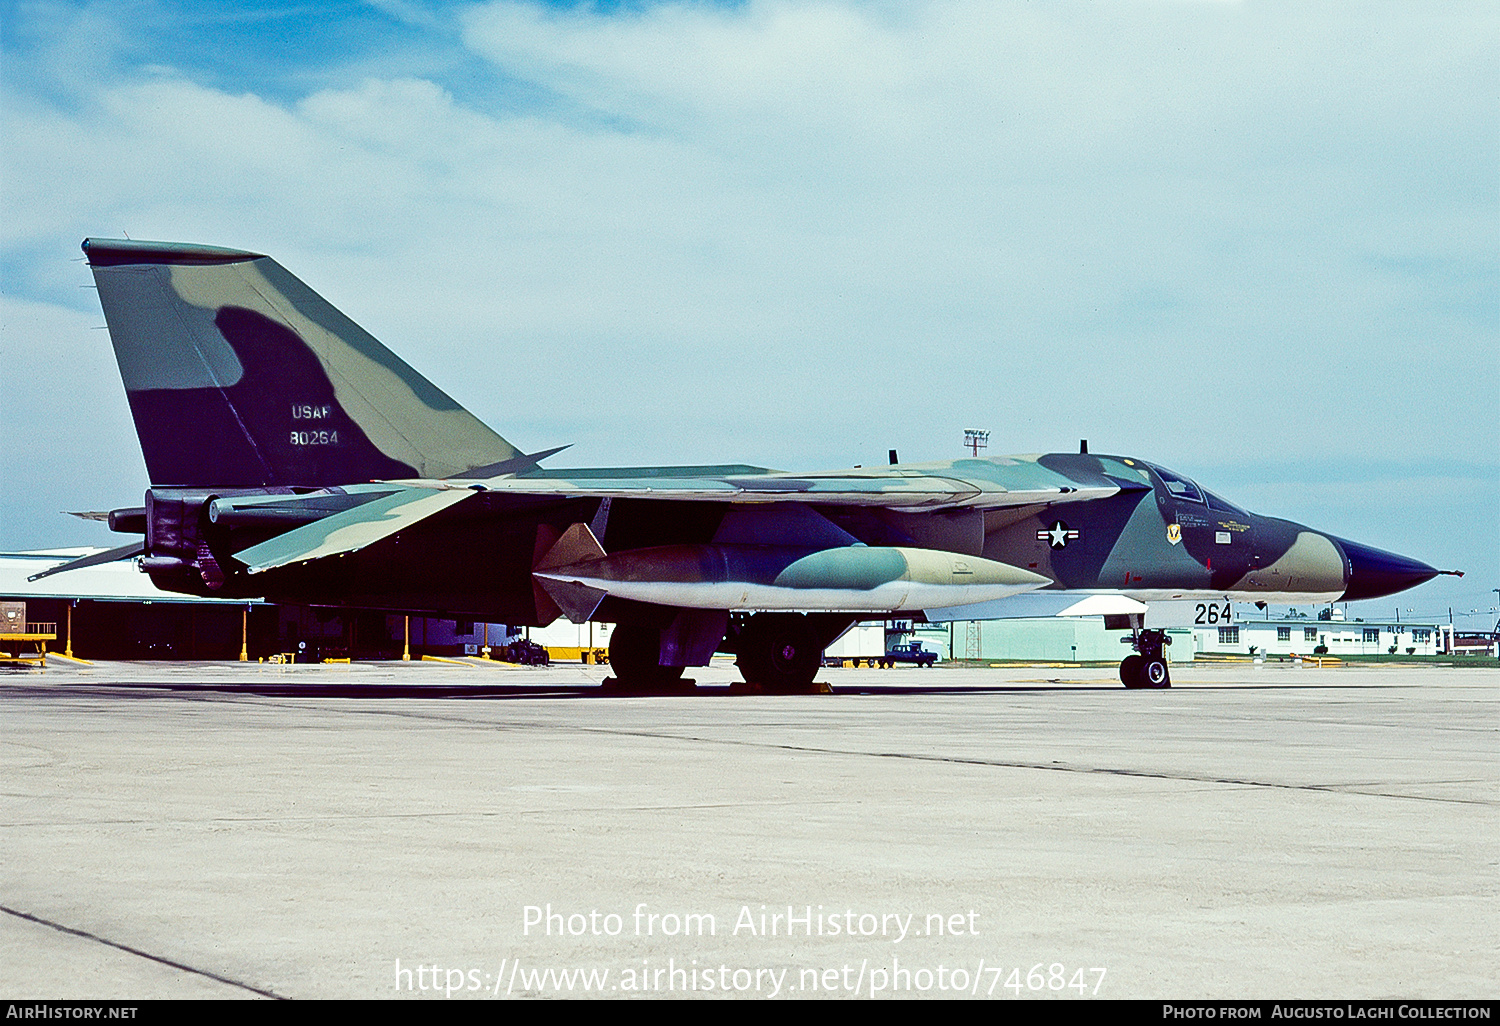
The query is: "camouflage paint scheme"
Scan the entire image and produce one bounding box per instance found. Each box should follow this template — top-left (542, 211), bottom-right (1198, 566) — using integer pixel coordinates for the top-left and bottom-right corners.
top-left (70, 239), bottom-right (1446, 688)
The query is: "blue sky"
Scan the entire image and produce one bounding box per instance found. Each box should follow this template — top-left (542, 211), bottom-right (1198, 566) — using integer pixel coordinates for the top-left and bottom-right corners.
top-left (2, 0), bottom-right (1496, 626)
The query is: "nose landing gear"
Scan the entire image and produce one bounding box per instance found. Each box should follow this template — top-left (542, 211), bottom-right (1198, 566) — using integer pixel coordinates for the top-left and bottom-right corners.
top-left (1120, 629), bottom-right (1171, 689)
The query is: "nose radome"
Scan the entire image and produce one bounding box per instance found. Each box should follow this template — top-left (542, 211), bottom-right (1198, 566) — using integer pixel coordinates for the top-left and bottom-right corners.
top-left (1335, 537), bottom-right (1439, 602)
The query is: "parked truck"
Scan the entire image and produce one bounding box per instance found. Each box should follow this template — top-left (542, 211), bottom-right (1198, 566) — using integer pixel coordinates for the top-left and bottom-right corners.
top-left (822, 623), bottom-right (886, 667)
top-left (877, 641), bottom-right (938, 668)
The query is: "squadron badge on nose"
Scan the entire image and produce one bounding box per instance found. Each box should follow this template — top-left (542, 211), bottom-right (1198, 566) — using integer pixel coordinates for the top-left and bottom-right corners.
top-left (1166, 523), bottom-right (1182, 546)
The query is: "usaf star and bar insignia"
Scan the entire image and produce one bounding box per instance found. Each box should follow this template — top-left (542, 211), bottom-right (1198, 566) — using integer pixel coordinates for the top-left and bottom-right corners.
top-left (1037, 521), bottom-right (1080, 549)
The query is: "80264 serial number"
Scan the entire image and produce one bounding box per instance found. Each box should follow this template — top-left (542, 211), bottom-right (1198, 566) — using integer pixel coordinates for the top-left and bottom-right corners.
top-left (290, 430), bottom-right (339, 446)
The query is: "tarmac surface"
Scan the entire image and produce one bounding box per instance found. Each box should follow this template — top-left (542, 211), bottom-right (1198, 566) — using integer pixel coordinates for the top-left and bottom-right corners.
top-left (1, 658), bottom-right (1495, 1000)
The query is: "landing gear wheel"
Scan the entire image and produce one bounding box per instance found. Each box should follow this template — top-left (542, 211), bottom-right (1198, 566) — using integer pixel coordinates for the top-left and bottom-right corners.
top-left (608, 625), bottom-right (685, 690)
top-left (1122, 629), bottom-right (1172, 689)
top-left (1141, 658), bottom-right (1170, 689)
top-left (736, 614), bottom-right (822, 693)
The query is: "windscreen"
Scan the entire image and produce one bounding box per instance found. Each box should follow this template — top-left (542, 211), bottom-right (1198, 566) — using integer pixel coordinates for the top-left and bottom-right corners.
top-left (1144, 464), bottom-right (1204, 503)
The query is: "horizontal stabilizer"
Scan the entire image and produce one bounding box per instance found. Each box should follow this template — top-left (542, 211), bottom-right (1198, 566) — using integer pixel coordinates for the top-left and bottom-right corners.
top-left (234, 487), bottom-right (474, 573)
top-left (28, 541), bottom-right (146, 582)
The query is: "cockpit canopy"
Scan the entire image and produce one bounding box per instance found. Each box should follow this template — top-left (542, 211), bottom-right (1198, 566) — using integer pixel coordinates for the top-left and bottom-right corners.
top-left (1140, 462), bottom-right (1249, 516)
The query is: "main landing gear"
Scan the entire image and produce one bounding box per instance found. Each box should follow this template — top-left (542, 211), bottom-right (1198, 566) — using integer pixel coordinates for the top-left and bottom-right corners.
top-left (607, 625), bottom-right (688, 692)
top-left (1120, 629), bottom-right (1171, 689)
top-left (735, 613), bottom-right (823, 693)
top-left (606, 613), bottom-right (845, 695)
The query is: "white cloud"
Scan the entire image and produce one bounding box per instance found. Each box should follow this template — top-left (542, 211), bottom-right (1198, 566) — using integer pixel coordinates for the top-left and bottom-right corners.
top-left (0, 296), bottom-right (148, 547)
top-left (462, 0), bottom-right (913, 125)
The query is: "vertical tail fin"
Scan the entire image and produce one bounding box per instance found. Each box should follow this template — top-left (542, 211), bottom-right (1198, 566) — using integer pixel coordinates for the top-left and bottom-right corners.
top-left (83, 238), bottom-right (520, 487)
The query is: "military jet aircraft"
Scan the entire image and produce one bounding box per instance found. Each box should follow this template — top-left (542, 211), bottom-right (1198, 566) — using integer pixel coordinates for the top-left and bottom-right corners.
top-left (44, 238), bottom-right (1456, 689)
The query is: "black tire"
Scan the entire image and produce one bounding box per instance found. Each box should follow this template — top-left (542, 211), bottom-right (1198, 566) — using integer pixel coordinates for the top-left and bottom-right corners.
top-left (609, 626), bottom-right (684, 688)
top-left (1142, 657), bottom-right (1170, 688)
top-left (1120, 654), bottom-right (1144, 688)
top-left (736, 614), bottom-right (821, 693)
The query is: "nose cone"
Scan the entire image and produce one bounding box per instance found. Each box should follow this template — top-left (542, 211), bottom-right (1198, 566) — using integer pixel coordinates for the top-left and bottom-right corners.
top-left (1335, 537), bottom-right (1439, 601)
